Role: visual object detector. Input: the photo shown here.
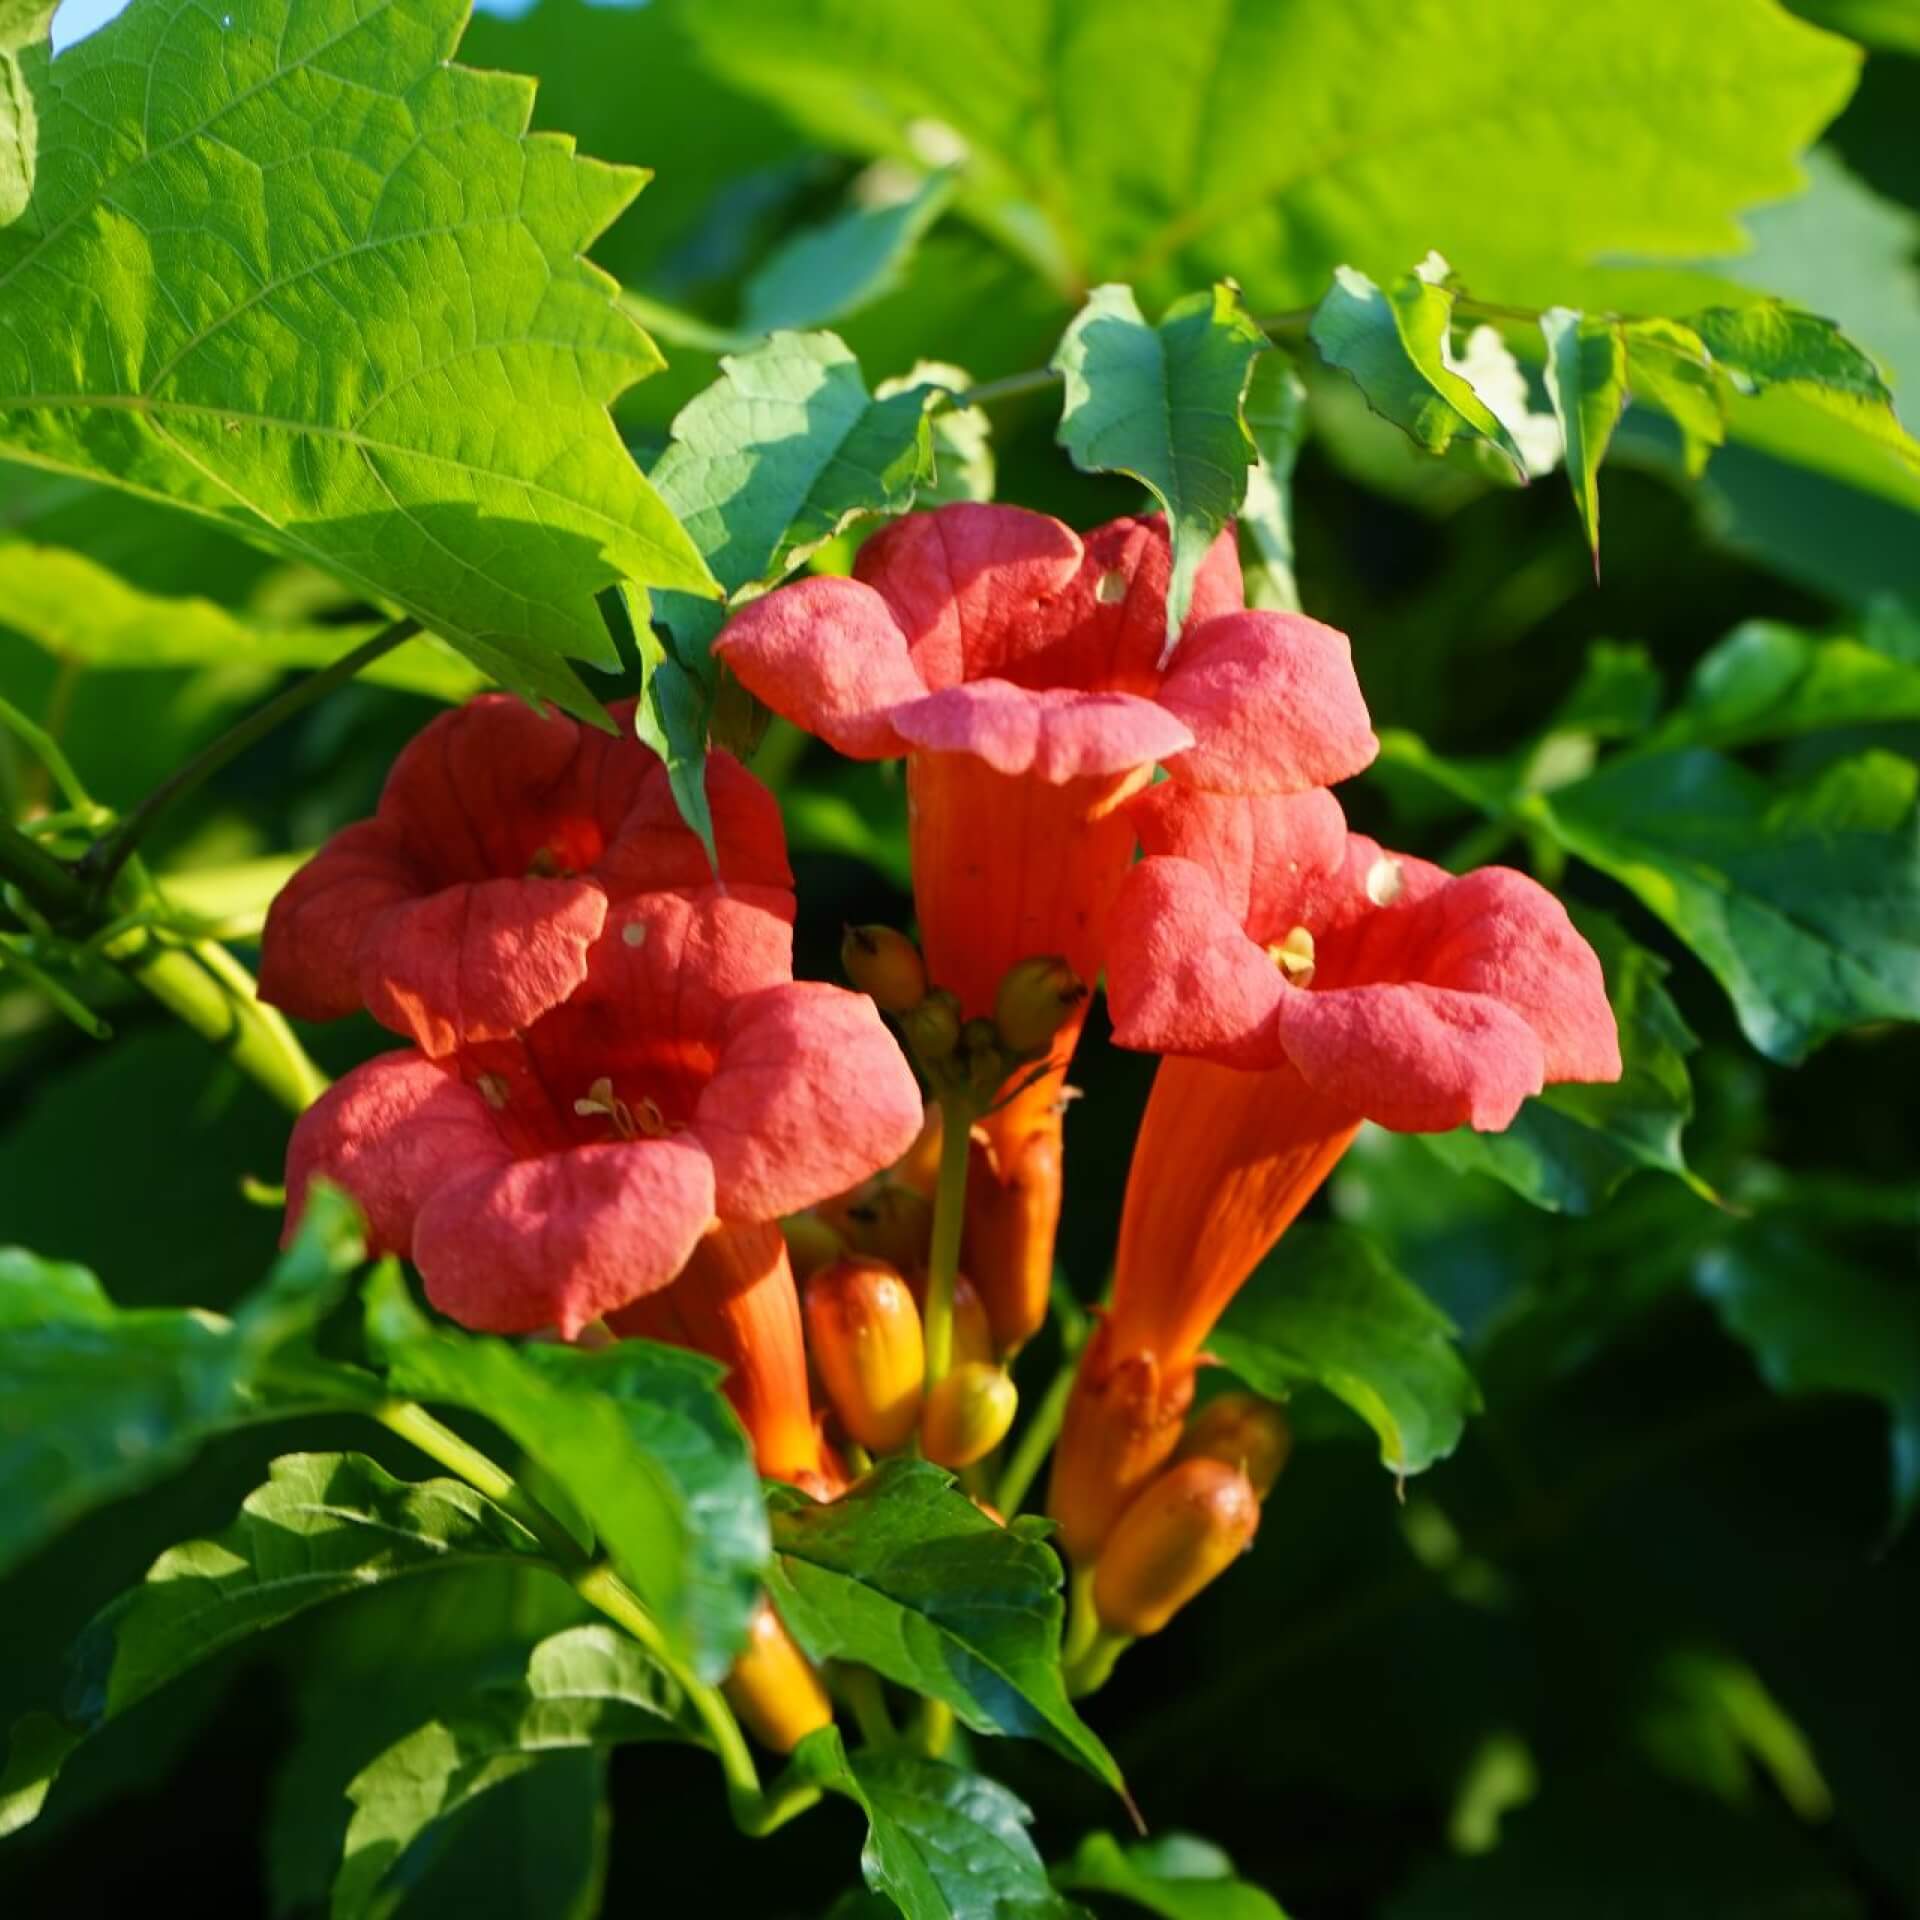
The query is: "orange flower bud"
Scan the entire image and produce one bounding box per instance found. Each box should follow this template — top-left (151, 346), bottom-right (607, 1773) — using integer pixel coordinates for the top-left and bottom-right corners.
top-left (780, 1209), bottom-right (848, 1280)
top-left (1092, 1457), bottom-right (1260, 1638)
top-left (892, 1102), bottom-right (945, 1198)
top-left (900, 987), bottom-right (962, 1062)
top-left (803, 1257), bottom-right (926, 1454)
top-left (993, 955), bottom-right (1088, 1054)
top-left (1174, 1391), bottom-right (1293, 1498)
top-left (921, 1362), bottom-right (1018, 1469)
top-left (842, 923), bottom-right (928, 1014)
top-left (965, 1121), bottom-right (1061, 1355)
top-left (724, 1602), bottom-right (834, 1753)
top-left (840, 1181), bottom-right (934, 1269)
top-left (1046, 1326), bottom-right (1194, 1564)
top-left (905, 1268), bottom-right (994, 1370)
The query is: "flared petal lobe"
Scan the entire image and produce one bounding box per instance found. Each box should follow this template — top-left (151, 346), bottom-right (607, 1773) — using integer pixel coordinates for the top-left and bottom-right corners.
top-left (692, 983), bottom-right (926, 1222)
top-left (889, 682), bottom-right (1192, 781)
top-left (1158, 612), bottom-right (1378, 794)
top-left (284, 1051), bottom-right (513, 1254)
top-left (413, 1136), bottom-right (717, 1340)
top-left (257, 821), bottom-right (416, 1022)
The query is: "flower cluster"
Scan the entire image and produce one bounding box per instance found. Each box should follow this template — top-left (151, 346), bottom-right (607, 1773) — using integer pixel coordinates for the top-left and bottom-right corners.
top-left (267, 500), bottom-right (1619, 1719)
top-left (265, 695), bottom-right (925, 1490)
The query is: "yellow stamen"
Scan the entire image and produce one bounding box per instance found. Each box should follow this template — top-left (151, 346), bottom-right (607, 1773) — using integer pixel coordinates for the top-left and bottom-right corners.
top-left (1264, 926), bottom-right (1316, 988)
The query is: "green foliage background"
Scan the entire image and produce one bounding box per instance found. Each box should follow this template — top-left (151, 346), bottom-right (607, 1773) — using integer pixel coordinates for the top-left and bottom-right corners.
top-left (1, 0), bottom-right (1916, 1914)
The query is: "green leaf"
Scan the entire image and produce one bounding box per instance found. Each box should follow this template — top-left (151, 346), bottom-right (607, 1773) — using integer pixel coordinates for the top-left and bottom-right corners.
top-left (677, 0), bottom-right (1856, 319)
top-left (1621, 319), bottom-right (1726, 477)
top-left (766, 1457), bottom-right (1123, 1793)
top-left (1785, 0), bottom-right (1920, 51)
top-left (1689, 301), bottom-right (1920, 467)
top-left (0, 1710), bottom-right (78, 1840)
top-left (366, 1267), bottom-right (768, 1683)
top-left (793, 1727), bottom-right (1077, 1920)
top-left (334, 1625), bottom-right (693, 1920)
top-left (1651, 618), bottom-right (1920, 750)
top-left (0, 0), bottom-right (52, 225)
top-left (1210, 1226), bottom-right (1482, 1478)
top-left (1053, 282), bottom-right (1266, 649)
top-left (1540, 311), bottom-right (1627, 569)
top-left (0, 0), bottom-right (716, 720)
top-left (1238, 352), bottom-right (1308, 613)
top-left (652, 329), bottom-right (936, 624)
top-left (1544, 748), bottom-right (1920, 1063)
top-left (876, 363), bottom-right (995, 508)
top-left (1, 1451), bottom-right (550, 1839)
top-left (1054, 1832), bottom-right (1291, 1920)
top-left (742, 168), bottom-right (956, 335)
top-left (1696, 1225), bottom-right (1920, 1531)
top-left (1550, 641), bottom-right (1666, 743)
top-left (1307, 266), bottom-right (1526, 477)
top-left (1420, 911), bottom-right (1700, 1216)
top-left (0, 537), bottom-right (486, 700)
top-left (0, 1185), bottom-right (377, 1576)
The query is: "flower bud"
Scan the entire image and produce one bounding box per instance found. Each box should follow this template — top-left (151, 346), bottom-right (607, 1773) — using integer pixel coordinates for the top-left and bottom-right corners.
top-left (892, 1102), bottom-right (944, 1198)
top-left (803, 1257), bottom-right (926, 1454)
top-left (965, 1125), bottom-right (1061, 1355)
top-left (842, 923), bottom-right (928, 1014)
top-left (1092, 1457), bottom-right (1260, 1637)
top-left (905, 1268), bottom-right (995, 1370)
top-left (921, 1362), bottom-right (1018, 1469)
top-left (993, 956), bottom-right (1087, 1055)
top-left (841, 1180), bottom-right (934, 1269)
top-left (1174, 1391), bottom-right (1292, 1498)
top-left (780, 1209), bottom-right (848, 1281)
top-left (900, 988), bottom-right (962, 1063)
top-left (724, 1602), bottom-right (834, 1753)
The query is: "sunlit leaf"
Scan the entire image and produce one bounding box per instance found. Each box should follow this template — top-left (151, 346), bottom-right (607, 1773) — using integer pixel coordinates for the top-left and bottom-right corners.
top-left (1540, 310), bottom-right (1627, 568)
top-left (1054, 1831), bottom-right (1291, 1920)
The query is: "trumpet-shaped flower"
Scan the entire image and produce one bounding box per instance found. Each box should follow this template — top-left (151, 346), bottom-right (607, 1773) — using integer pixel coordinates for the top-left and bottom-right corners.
top-left (1050, 786), bottom-right (1619, 1558)
top-left (717, 504), bottom-right (1376, 1349)
top-left (260, 693), bottom-right (790, 1056)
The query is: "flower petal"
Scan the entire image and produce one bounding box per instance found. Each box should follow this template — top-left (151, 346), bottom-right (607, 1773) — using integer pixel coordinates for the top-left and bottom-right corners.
top-left (356, 875), bottom-right (609, 1057)
top-left (413, 1137), bottom-right (717, 1338)
top-left (853, 503), bottom-right (1084, 689)
top-left (1129, 785), bottom-right (1350, 937)
top-left (595, 747), bottom-right (793, 897)
top-left (1275, 979), bottom-right (1547, 1132)
top-left (258, 821), bottom-right (416, 1022)
top-left (1105, 858), bottom-right (1288, 1066)
top-left (284, 1051), bottom-right (510, 1254)
top-left (1158, 611), bottom-right (1379, 793)
top-left (714, 576), bottom-right (926, 758)
top-left (889, 680), bottom-right (1192, 780)
top-left (692, 983), bottom-right (925, 1221)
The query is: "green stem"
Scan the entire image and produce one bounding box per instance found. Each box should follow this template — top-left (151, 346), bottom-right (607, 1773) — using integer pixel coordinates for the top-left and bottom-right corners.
top-left (994, 1357), bottom-right (1077, 1517)
top-left (0, 820), bottom-right (90, 922)
top-left (921, 1094), bottom-right (975, 1389)
top-left (0, 934), bottom-right (112, 1038)
top-left (1063, 1565), bottom-right (1102, 1669)
top-left (1065, 1629), bottom-right (1131, 1699)
top-left (841, 1667), bottom-right (897, 1748)
top-left (0, 692), bottom-right (95, 813)
top-left (375, 1396), bottom-right (804, 1834)
top-left (912, 1698), bottom-right (955, 1760)
top-left (77, 617), bottom-right (420, 902)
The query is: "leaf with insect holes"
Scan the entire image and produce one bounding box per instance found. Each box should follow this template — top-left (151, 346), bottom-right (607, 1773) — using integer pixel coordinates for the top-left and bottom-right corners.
top-left (0, 0), bottom-right (716, 720)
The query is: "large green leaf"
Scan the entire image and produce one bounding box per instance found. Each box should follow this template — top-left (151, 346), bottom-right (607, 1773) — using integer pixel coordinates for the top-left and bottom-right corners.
top-left (673, 0), bottom-right (1855, 314)
top-left (1209, 1226), bottom-right (1481, 1477)
top-left (1419, 910), bottom-right (1700, 1215)
top-left (0, 1185), bottom-right (377, 1576)
top-left (1545, 748), bottom-right (1920, 1063)
top-left (1540, 310), bottom-right (1627, 568)
top-left (1696, 1225), bottom-right (1920, 1532)
top-left (1648, 618), bottom-right (1920, 751)
top-left (0, 0), bottom-right (716, 719)
top-left (0, 1452), bottom-right (551, 1839)
top-left (1054, 1832), bottom-right (1290, 1920)
top-left (0, 537), bottom-right (485, 699)
top-left (794, 1728), bottom-right (1079, 1920)
top-left (1051, 282), bottom-right (1266, 647)
top-left (1237, 350), bottom-right (1307, 612)
top-left (333, 1625), bottom-right (694, 1920)
top-left (0, 1), bottom-right (52, 225)
top-left (766, 1458), bottom-right (1122, 1793)
top-left (366, 1267), bottom-right (768, 1683)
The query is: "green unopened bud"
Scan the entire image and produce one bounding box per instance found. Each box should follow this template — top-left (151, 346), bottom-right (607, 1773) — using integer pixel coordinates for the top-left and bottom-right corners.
top-left (921, 1362), bottom-right (1019, 1469)
top-left (1093, 1457), bottom-right (1259, 1637)
top-left (900, 988), bottom-right (962, 1063)
top-left (1173, 1391), bottom-right (1292, 1499)
top-left (842, 924), bottom-right (928, 1014)
top-left (804, 1257), bottom-right (925, 1454)
top-left (993, 955), bottom-right (1088, 1054)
